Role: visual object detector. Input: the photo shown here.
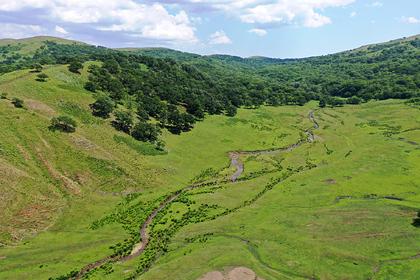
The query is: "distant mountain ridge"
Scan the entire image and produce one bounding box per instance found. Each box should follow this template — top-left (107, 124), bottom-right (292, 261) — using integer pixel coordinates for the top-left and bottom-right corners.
top-left (117, 34), bottom-right (420, 65)
top-left (1, 33), bottom-right (419, 65)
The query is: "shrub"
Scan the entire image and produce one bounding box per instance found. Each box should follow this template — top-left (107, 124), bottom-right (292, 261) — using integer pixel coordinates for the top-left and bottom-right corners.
top-left (32, 63), bottom-right (43, 72)
top-left (347, 96), bottom-right (362, 105)
top-left (1, 92), bottom-right (8, 99)
top-left (412, 211), bottom-right (420, 227)
top-left (50, 115), bottom-right (77, 133)
top-left (12, 97), bottom-right (24, 108)
top-left (36, 73), bottom-right (48, 82)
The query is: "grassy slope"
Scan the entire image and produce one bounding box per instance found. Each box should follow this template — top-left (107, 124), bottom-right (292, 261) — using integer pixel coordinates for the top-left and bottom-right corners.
top-left (0, 63), bottom-right (419, 279)
top-left (0, 36), bottom-right (84, 56)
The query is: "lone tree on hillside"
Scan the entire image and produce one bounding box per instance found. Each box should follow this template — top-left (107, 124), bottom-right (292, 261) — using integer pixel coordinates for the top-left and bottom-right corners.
top-left (50, 115), bottom-right (77, 133)
top-left (12, 97), bottom-right (24, 108)
top-left (90, 95), bottom-right (115, 118)
top-left (68, 60), bottom-right (83, 74)
top-left (36, 73), bottom-right (49, 82)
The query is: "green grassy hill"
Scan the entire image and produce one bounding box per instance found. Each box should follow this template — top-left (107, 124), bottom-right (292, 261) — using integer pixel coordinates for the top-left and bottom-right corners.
top-left (0, 37), bottom-right (419, 280)
top-left (0, 36), bottom-right (84, 53)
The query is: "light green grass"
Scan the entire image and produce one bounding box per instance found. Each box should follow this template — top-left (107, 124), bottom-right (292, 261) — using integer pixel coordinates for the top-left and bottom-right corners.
top-left (0, 64), bottom-right (419, 280)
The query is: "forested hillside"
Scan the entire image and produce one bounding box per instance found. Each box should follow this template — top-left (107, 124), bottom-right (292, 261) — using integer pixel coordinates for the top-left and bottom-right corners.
top-left (1, 35), bottom-right (419, 148)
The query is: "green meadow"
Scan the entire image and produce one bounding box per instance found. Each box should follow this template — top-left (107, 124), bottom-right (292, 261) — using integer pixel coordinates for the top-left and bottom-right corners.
top-left (0, 64), bottom-right (419, 280)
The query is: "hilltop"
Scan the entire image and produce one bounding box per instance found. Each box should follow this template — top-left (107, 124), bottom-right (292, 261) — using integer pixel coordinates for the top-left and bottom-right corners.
top-left (0, 36), bottom-right (84, 56)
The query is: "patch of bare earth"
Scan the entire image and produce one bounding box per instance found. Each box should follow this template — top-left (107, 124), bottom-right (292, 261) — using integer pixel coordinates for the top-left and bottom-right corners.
top-left (198, 267), bottom-right (264, 280)
top-left (0, 159), bottom-right (30, 179)
top-left (199, 271), bottom-right (224, 280)
top-left (25, 99), bottom-right (56, 117)
top-left (17, 144), bottom-right (32, 161)
top-left (70, 134), bottom-right (114, 160)
top-left (35, 148), bottom-right (81, 195)
top-left (38, 135), bottom-right (51, 149)
top-left (324, 178), bottom-right (337, 185)
top-left (130, 242), bottom-right (143, 255)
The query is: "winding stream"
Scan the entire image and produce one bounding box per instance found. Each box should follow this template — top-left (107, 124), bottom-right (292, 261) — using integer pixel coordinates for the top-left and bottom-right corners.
top-left (75, 110), bottom-right (319, 279)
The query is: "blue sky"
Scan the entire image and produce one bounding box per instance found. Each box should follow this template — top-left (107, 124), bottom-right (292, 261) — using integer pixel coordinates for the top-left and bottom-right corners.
top-left (0, 0), bottom-right (419, 58)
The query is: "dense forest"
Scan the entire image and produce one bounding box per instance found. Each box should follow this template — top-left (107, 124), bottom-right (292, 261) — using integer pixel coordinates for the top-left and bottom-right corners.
top-left (1, 35), bottom-right (419, 146)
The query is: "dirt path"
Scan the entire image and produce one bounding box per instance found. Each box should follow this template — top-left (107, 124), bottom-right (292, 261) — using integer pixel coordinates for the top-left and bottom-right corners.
top-left (75, 110), bottom-right (319, 279)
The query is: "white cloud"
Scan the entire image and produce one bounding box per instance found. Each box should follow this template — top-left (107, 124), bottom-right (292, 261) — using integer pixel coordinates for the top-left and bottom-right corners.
top-left (369, 1), bottom-right (383, 7)
top-left (350, 11), bottom-right (357, 18)
top-left (160, 0), bottom-right (356, 28)
top-left (209, 30), bottom-right (232, 44)
top-left (0, 0), bottom-right (360, 44)
top-left (238, 0), bottom-right (354, 28)
top-left (55, 25), bottom-right (68, 34)
top-left (0, 23), bottom-right (44, 38)
top-left (0, 1), bottom-right (197, 43)
top-left (401, 16), bottom-right (420, 24)
top-left (0, 0), bottom-right (50, 11)
top-left (249, 28), bottom-right (267, 36)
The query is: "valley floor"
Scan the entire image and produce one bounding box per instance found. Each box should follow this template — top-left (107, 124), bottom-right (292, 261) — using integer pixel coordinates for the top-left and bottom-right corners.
top-left (0, 66), bottom-right (419, 279)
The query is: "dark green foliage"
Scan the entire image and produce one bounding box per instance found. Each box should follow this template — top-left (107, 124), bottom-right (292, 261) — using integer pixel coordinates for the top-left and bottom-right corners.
top-left (90, 96), bottom-right (115, 118)
top-left (131, 122), bottom-right (161, 143)
top-left (1, 92), bottom-right (8, 99)
top-left (112, 110), bottom-right (133, 133)
top-left (139, 95), bottom-right (166, 119)
top-left (36, 72), bottom-right (48, 82)
top-left (50, 115), bottom-right (77, 133)
top-left (185, 98), bottom-right (204, 119)
top-left (68, 59), bottom-right (83, 73)
top-left (319, 98), bottom-right (326, 108)
top-left (406, 97), bottom-right (420, 109)
top-left (84, 81), bottom-right (96, 92)
top-left (136, 106), bottom-right (150, 121)
top-left (11, 97), bottom-right (24, 108)
top-left (225, 103), bottom-right (237, 117)
top-left (166, 106), bottom-right (195, 134)
top-left (32, 63), bottom-right (43, 72)
top-left (328, 97), bottom-right (346, 107)
top-left (412, 211), bottom-right (420, 227)
top-left (347, 96), bottom-right (362, 105)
